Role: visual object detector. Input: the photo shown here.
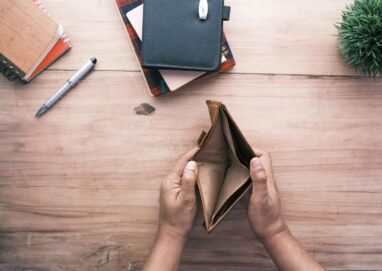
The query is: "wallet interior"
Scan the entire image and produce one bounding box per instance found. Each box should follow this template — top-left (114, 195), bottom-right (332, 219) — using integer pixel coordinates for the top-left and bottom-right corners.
top-left (194, 101), bottom-right (254, 232)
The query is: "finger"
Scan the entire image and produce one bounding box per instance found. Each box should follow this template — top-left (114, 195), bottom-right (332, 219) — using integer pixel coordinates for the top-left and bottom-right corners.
top-left (169, 146), bottom-right (200, 178)
top-left (239, 185), bottom-right (252, 207)
top-left (250, 157), bottom-right (268, 196)
top-left (271, 173), bottom-right (280, 194)
top-left (251, 151), bottom-right (280, 198)
top-left (179, 161), bottom-right (198, 201)
top-left (252, 147), bottom-right (267, 157)
top-left (252, 147), bottom-right (270, 163)
top-left (252, 148), bottom-right (274, 180)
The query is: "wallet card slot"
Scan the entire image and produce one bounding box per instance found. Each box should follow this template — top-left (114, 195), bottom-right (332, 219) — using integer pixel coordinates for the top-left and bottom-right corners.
top-left (194, 109), bottom-right (229, 227)
top-left (222, 111), bottom-right (249, 168)
top-left (211, 179), bottom-right (252, 228)
top-left (211, 112), bottom-right (249, 223)
top-left (197, 162), bottom-right (227, 228)
top-left (223, 106), bottom-right (255, 166)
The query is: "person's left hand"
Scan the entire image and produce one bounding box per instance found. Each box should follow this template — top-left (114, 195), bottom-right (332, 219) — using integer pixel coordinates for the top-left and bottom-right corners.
top-left (158, 147), bottom-right (200, 241)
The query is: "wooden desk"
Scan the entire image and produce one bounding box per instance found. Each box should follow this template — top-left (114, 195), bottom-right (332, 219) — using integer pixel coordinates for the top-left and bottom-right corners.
top-left (1, 0), bottom-right (381, 270)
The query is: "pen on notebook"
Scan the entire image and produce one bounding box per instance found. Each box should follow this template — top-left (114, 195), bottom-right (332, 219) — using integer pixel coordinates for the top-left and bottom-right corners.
top-left (35, 57), bottom-right (97, 118)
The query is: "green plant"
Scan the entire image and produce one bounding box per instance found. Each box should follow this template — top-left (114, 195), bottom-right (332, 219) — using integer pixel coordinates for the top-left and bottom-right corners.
top-left (336, 0), bottom-right (382, 76)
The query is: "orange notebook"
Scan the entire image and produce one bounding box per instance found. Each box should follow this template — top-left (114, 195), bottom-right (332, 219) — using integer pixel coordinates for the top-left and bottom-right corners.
top-left (30, 33), bottom-right (72, 79)
top-left (29, 0), bottom-right (72, 80)
top-left (0, 0), bottom-right (72, 82)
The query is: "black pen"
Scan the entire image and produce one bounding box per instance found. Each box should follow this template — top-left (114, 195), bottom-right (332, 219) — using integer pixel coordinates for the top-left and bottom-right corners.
top-left (35, 57), bottom-right (97, 118)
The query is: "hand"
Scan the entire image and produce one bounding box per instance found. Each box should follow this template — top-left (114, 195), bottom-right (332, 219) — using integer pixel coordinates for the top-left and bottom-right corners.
top-left (143, 147), bottom-right (200, 271)
top-left (247, 148), bottom-right (289, 243)
top-left (158, 147), bottom-right (200, 241)
top-left (247, 149), bottom-right (325, 271)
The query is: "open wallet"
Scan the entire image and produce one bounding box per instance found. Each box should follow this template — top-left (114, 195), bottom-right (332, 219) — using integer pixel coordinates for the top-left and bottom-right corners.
top-left (194, 100), bottom-right (255, 232)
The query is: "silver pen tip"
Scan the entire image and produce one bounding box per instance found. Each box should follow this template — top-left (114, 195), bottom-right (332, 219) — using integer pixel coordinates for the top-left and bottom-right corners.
top-left (91, 57), bottom-right (97, 64)
top-left (35, 105), bottom-right (49, 118)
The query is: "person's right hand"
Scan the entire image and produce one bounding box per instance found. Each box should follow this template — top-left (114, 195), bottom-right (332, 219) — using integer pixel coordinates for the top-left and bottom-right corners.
top-left (247, 148), bottom-right (289, 242)
top-left (247, 149), bottom-right (325, 271)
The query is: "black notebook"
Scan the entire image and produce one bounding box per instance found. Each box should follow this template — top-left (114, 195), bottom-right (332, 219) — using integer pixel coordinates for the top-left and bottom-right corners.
top-left (141, 0), bottom-right (231, 71)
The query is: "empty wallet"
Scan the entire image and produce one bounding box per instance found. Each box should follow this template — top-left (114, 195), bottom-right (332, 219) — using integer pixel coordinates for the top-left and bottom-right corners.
top-left (141, 0), bottom-right (231, 71)
top-left (194, 100), bottom-right (255, 232)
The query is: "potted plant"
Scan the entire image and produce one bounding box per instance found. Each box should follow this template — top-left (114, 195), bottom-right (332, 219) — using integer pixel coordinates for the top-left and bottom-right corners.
top-left (336, 0), bottom-right (382, 76)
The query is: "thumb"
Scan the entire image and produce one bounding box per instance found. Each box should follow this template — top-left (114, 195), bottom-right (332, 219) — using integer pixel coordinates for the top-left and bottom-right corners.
top-left (180, 161), bottom-right (198, 201)
top-left (250, 157), bottom-right (268, 196)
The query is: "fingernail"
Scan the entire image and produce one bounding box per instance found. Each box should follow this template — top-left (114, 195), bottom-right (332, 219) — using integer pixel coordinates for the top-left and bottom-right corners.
top-left (251, 157), bottom-right (258, 164)
top-left (251, 157), bottom-right (261, 168)
top-left (185, 161), bottom-right (197, 172)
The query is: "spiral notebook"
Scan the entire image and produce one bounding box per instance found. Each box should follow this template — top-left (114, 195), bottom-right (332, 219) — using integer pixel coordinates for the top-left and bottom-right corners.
top-left (0, 0), bottom-right (72, 82)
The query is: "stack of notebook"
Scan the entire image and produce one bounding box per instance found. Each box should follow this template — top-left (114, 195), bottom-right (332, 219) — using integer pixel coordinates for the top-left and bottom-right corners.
top-left (0, 0), bottom-right (72, 82)
top-left (116, 0), bottom-right (235, 96)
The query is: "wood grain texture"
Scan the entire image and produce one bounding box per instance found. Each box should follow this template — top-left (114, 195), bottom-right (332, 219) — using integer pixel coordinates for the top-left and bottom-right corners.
top-left (1, 71), bottom-right (382, 270)
top-left (40, 0), bottom-right (356, 76)
top-left (1, 0), bottom-right (382, 270)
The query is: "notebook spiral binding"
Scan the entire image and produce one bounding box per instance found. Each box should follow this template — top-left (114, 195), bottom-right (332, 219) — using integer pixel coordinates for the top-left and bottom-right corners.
top-left (0, 54), bottom-right (24, 81)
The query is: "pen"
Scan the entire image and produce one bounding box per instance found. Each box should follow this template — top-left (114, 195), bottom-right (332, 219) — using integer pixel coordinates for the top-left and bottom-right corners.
top-left (35, 57), bottom-right (97, 118)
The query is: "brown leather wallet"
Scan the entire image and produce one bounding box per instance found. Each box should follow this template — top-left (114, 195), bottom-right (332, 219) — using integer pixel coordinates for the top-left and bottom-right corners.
top-left (194, 100), bottom-right (255, 232)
